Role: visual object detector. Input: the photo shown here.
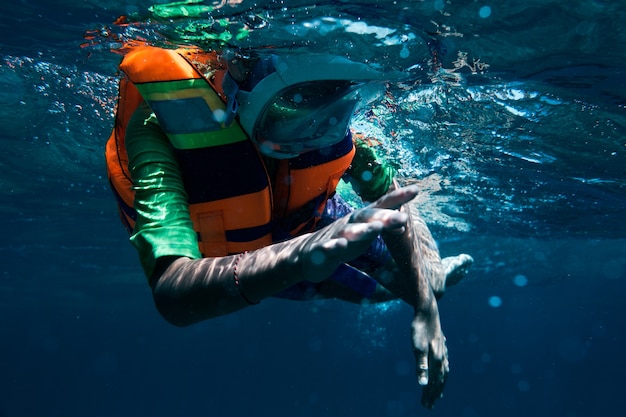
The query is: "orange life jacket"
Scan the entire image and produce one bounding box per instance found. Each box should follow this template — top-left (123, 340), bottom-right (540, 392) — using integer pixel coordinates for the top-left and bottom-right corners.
top-left (105, 46), bottom-right (355, 257)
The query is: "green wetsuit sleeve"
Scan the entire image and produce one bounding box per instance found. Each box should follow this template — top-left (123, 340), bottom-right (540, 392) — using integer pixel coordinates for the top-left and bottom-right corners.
top-left (345, 136), bottom-right (395, 202)
top-left (125, 103), bottom-right (202, 279)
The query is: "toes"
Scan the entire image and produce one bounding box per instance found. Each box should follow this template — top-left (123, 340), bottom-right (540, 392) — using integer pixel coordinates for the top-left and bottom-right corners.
top-left (442, 254), bottom-right (474, 288)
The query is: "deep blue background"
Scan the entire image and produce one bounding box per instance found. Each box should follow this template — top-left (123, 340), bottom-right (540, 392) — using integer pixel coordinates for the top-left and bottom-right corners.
top-left (1, 1), bottom-right (625, 416)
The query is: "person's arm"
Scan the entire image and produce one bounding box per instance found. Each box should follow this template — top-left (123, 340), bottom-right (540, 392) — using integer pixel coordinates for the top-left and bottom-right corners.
top-left (125, 106), bottom-right (418, 325)
top-left (149, 187), bottom-right (417, 326)
top-left (381, 201), bottom-right (449, 410)
top-left (378, 179), bottom-right (474, 409)
top-left (347, 137), bottom-right (466, 408)
top-left (125, 103), bottom-right (202, 279)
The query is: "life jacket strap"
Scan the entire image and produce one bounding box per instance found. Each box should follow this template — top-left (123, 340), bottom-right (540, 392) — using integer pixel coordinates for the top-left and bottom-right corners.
top-left (221, 71), bottom-right (239, 126)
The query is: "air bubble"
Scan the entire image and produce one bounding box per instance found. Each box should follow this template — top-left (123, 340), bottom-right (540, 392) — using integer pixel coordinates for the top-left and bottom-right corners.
top-left (479, 6), bottom-right (492, 18)
top-left (488, 295), bottom-right (502, 308)
top-left (310, 251), bottom-right (326, 265)
top-left (517, 380), bottom-right (530, 392)
top-left (361, 170), bottom-right (373, 182)
top-left (513, 274), bottom-right (528, 287)
top-left (213, 109), bottom-right (226, 123)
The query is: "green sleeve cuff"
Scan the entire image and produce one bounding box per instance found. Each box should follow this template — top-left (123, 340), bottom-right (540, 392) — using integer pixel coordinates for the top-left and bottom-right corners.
top-left (346, 136), bottom-right (395, 202)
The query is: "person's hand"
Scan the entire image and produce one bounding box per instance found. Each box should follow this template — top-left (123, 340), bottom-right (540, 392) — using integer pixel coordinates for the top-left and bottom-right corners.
top-left (299, 185), bottom-right (419, 282)
top-left (412, 287), bottom-right (449, 409)
top-left (376, 184), bottom-right (458, 409)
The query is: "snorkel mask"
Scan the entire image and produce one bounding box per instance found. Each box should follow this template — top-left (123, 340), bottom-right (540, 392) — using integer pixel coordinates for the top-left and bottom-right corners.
top-left (233, 53), bottom-right (400, 159)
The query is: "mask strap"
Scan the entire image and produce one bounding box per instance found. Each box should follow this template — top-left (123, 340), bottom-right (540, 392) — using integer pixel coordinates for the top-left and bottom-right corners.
top-left (221, 71), bottom-right (239, 126)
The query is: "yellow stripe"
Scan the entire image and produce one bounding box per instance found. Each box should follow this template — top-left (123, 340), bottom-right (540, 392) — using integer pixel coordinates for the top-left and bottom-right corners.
top-left (167, 124), bottom-right (247, 149)
top-left (137, 79), bottom-right (226, 113)
top-left (135, 78), bottom-right (248, 149)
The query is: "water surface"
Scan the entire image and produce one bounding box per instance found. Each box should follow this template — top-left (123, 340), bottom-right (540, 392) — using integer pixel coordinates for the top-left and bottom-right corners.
top-left (1, 1), bottom-right (625, 416)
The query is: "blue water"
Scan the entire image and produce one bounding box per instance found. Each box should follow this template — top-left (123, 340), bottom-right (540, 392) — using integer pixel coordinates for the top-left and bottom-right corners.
top-left (1, 1), bottom-right (625, 416)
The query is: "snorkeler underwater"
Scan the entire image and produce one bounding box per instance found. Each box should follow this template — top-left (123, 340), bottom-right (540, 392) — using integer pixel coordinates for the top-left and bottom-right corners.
top-left (0, 1), bottom-right (624, 417)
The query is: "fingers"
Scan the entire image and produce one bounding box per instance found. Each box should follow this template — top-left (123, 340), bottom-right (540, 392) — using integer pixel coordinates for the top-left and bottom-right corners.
top-left (412, 316), bottom-right (449, 409)
top-left (341, 185), bottom-right (417, 235)
top-left (416, 352), bottom-right (429, 386)
top-left (370, 184), bottom-right (419, 210)
top-left (411, 319), bottom-right (430, 385)
top-left (301, 185), bottom-right (418, 280)
top-left (421, 367), bottom-right (448, 408)
top-left (306, 222), bottom-right (384, 272)
top-left (421, 341), bottom-right (449, 409)
top-left (350, 207), bottom-right (408, 232)
top-left (341, 220), bottom-right (384, 241)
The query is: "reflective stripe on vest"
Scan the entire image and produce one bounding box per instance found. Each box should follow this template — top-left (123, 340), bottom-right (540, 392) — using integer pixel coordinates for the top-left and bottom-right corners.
top-left (120, 46), bottom-right (247, 150)
top-left (134, 78), bottom-right (247, 149)
top-left (107, 46), bottom-right (273, 256)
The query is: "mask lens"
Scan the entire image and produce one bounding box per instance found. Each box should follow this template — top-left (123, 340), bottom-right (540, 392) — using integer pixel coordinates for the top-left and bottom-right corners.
top-left (254, 81), bottom-right (360, 157)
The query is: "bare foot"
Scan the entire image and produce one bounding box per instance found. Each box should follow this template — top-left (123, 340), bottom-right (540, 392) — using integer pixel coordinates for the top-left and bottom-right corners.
top-left (432, 254), bottom-right (474, 299)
